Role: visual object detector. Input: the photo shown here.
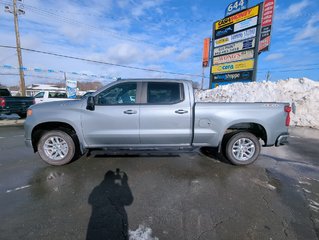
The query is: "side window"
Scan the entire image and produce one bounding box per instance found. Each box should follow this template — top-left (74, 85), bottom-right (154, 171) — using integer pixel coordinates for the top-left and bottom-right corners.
top-left (49, 92), bottom-right (67, 98)
top-left (96, 83), bottom-right (137, 105)
top-left (147, 82), bottom-right (183, 104)
top-left (34, 92), bottom-right (44, 98)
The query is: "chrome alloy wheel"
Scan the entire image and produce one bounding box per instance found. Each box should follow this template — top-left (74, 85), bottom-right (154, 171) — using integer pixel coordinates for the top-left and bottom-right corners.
top-left (232, 138), bottom-right (255, 161)
top-left (43, 136), bottom-right (69, 161)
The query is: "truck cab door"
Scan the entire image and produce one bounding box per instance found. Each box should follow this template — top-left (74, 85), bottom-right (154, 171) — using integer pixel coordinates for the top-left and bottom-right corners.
top-left (139, 82), bottom-right (192, 146)
top-left (81, 82), bottom-right (141, 147)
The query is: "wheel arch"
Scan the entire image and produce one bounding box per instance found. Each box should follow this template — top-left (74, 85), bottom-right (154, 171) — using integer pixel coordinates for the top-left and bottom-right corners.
top-left (31, 122), bottom-right (82, 153)
top-left (219, 122), bottom-right (268, 149)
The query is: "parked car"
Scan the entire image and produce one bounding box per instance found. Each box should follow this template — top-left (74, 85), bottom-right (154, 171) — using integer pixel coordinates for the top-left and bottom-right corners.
top-left (34, 91), bottom-right (74, 104)
top-left (0, 88), bottom-right (35, 117)
top-left (25, 79), bottom-right (290, 166)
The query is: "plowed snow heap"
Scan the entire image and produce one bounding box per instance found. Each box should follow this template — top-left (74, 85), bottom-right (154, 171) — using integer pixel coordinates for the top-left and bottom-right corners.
top-left (195, 78), bottom-right (319, 129)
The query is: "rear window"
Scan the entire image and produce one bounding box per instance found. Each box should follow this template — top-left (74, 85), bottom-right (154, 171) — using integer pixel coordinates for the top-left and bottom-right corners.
top-left (0, 89), bottom-right (11, 97)
top-left (147, 82), bottom-right (184, 104)
top-left (49, 92), bottom-right (67, 98)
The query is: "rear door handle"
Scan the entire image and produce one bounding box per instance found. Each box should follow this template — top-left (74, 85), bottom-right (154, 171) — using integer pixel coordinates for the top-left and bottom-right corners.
top-left (123, 110), bottom-right (137, 115)
top-left (175, 109), bottom-right (188, 114)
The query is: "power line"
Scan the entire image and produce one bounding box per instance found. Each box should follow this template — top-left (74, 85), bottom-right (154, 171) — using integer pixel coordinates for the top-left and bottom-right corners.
top-left (1, 44), bottom-right (317, 77)
top-left (258, 67), bottom-right (319, 73)
top-left (258, 63), bottom-right (319, 71)
top-left (0, 73), bottom-right (114, 82)
top-left (0, 1), bottom-right (209, 48)
top-left (0, 44), bottom-right (317, 78)
top-left (0, 45), bottom-right (206, 78)
top-left (1, 1), bottom-right (153, 45)
top-left (3, 1), bottom-right (314, 23)
top-left (0, 53), bottom-right (16, 64)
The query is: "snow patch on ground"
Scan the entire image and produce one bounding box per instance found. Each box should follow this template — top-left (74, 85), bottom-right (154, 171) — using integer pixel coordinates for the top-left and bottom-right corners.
top-left (0, 114), bottom-right (20, 120)
top-left (129, 225), bottom-right (159, 240)
top-left (195, 78), bottom-right (319, 129)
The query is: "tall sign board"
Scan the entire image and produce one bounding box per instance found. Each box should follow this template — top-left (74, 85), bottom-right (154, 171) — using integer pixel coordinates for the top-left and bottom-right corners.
top-left (210, 3), bottom-right (264, 88)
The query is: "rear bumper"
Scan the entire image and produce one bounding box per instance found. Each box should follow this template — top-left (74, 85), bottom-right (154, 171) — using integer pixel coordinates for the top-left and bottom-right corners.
top-left (275, 134), bottom-right (289, 146)
top-left (0, 109), bottom-right (10, 115)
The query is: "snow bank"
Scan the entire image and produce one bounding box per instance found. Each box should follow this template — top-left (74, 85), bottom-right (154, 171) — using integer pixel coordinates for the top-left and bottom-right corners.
top-left (0, 114), bottom-right (20, 120)
top-left (129, 225), bottom-right (159, 240)
top-left (195, 78), bottom-right (319, 129)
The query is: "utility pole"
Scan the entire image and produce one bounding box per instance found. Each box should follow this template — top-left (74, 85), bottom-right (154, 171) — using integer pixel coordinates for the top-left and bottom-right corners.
top-left (201, 67), bottom-right (205, 89)
top-left (266, 71), bottom-right (271, 81)
top-left (5, 0), bottom-right (26, 96)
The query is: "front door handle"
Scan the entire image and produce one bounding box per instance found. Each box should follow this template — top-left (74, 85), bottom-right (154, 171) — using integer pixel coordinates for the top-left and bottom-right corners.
top-left (123, 110), bottom-right (137, 115)
top-left (175, 109), bottom-right (188, 114)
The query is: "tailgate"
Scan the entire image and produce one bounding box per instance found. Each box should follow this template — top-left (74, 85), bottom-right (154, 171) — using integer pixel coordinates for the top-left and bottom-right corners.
top-left (1, 97), bottom-right (35, 113)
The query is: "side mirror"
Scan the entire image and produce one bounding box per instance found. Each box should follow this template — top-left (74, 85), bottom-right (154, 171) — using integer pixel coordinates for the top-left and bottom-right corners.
top-left (86, 96), bottom-right (95, 111)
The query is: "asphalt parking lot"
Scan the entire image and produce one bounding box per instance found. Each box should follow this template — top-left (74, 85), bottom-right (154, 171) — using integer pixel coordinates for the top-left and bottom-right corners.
top-left (0, 124), bottom-right (318, 240)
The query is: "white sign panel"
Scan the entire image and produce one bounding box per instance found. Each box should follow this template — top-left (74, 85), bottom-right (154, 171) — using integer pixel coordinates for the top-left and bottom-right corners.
top-left (213, 49), bottom-right (254, 65)
top-left (234, 16), bottom-right (258, 32)
top-left (66, 80), bottom-right (77, 99)
top-left (214, 27), bottom-right (256, 47)
top-left (214, 38), bottom-right (256, 56)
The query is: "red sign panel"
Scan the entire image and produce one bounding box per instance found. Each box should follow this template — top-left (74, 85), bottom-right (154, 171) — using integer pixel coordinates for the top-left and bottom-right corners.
top-left (259, 0), bottom-right (275, 52)
top-left (261, 0), bottom-right (275, 27)
top-left (202, 38), bottom-right (211, 68)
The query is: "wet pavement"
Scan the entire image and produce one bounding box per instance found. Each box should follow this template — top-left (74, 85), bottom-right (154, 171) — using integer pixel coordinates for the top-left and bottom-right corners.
top-left (0, 125), bottom-right (318, 240)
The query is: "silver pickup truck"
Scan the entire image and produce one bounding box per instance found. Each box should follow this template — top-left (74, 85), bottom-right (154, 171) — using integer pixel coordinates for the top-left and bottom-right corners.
top-left (24, 79), bottom-right (290, 166)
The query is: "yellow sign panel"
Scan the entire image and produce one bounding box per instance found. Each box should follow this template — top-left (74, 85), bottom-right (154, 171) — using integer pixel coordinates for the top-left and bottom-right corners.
top-left (212, 59), bottom-right (254, 73)
top-left (215, 37), bottom-right (230, 46)
top-left (215, 6), bottom-right (259, 30)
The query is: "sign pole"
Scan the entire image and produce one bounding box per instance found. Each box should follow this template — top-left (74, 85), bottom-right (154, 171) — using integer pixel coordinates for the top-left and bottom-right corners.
top-left (252, 2), bottom-right (264, 82)
top-left (201, 67), bottom-right (205, 89)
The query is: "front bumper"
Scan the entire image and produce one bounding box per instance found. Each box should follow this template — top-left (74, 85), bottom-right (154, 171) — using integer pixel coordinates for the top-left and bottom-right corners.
top-left (275, 134), bottom-right (289, 146)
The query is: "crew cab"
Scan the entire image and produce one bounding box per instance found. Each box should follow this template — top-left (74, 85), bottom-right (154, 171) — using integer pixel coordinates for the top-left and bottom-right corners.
top-left (0, 88), bottom-right (35, 117)
top-left (24, 79), bottom-right (290, 166)
top-left (34, 91), bottom-right (73, 104)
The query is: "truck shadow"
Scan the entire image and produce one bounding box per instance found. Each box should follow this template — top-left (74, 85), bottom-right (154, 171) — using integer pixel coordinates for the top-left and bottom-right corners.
top-left (199, 147), bottom-right (231, 165)
top-left (87, 149), bottom-right (181, 158)
top-left (86, 169), bottom-right (133, 240)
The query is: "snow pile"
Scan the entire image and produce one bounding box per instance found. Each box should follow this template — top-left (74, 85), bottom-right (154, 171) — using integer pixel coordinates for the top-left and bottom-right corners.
top-left (0, 113), bottom-right (20, 120)
top-left (129, 225), bottom-right (159, 240)
top-left (195, 78), bottom-right (319, 129)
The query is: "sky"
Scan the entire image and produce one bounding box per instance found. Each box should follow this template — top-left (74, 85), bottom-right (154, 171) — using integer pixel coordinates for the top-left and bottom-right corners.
top-left (0, 0), bottom-right (318, 88)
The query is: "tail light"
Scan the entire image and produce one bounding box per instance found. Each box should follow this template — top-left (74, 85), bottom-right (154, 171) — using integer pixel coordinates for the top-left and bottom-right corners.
top-left (0, 97), bottom-right (5, 107)
top-left (284, 105), bottom-right (291, 126)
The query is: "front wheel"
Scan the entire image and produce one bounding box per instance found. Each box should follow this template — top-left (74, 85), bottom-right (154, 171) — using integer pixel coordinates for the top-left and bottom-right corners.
top-left (38, 130), bottom-right (76, 166)
top-left (224, 132), bottom-right (261, 166)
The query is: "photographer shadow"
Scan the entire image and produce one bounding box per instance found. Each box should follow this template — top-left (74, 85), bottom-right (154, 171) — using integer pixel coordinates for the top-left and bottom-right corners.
top-left (86, 169), bottom-right (133, 240)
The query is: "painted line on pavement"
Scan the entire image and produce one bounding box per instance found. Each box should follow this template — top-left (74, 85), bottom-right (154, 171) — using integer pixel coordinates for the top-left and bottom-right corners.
top-left (6, 185), bottom-right (31, 193)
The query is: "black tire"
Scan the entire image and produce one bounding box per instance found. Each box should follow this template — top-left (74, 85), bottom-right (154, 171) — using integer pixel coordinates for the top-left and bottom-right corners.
top-left (37, 130), bottom-right (76, 166)
top-left (224, 132), bottom-right (261, 166)
top-left (18, 113), bottom-right (27, 119)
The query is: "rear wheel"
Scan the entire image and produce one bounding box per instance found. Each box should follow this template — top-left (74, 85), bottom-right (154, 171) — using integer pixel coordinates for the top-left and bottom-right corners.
top-left (224, 132), bottom-right (260, 165)
top-left (38, 130), bottom-right (76, 166)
